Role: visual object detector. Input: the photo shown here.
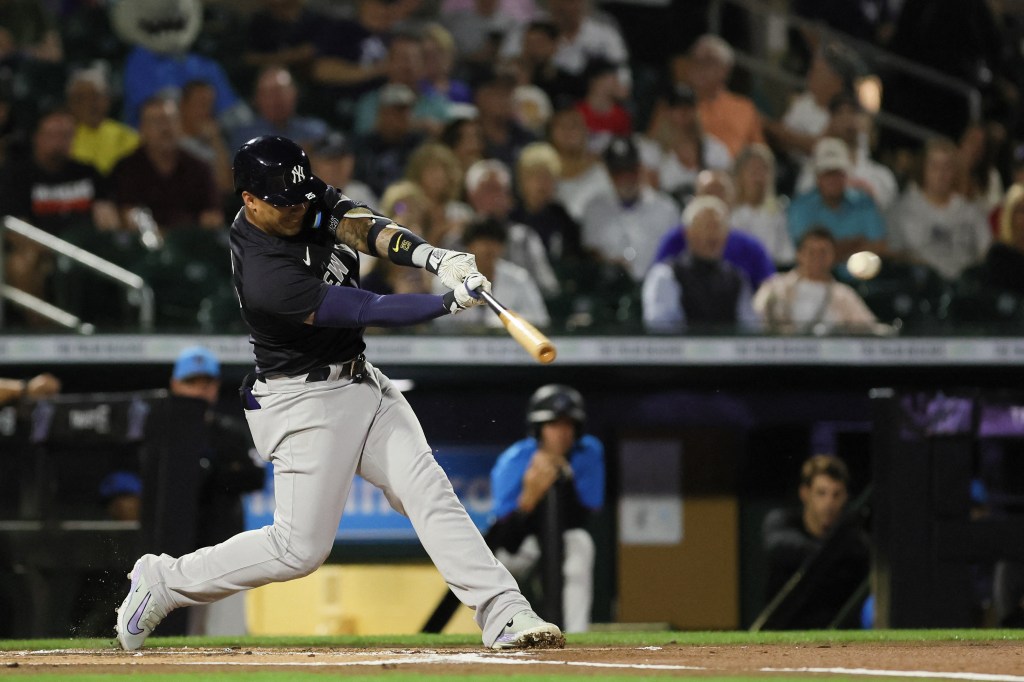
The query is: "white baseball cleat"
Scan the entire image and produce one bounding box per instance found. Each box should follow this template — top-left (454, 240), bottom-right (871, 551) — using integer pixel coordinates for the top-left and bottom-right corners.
top-left (115, 559), bottom-right (167, 651)
top-left (491, 609), bottom-right (565, 649)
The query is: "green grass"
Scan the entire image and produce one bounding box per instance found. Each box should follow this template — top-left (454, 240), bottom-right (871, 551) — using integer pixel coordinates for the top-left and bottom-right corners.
top-left (3, 628), bottom-right (1024, 651)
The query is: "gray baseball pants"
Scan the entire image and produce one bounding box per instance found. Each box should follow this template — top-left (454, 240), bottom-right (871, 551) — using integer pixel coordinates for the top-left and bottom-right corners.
top-left (136, 361), bottom-right (529, 646)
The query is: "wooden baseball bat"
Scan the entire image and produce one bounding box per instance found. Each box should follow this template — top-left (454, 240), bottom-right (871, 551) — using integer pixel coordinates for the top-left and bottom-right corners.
top-left (478, 290), bottom-right (557, 364)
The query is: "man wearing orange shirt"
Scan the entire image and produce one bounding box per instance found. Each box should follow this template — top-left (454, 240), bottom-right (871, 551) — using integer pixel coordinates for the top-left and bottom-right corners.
top-left (682, 34), bottom-right (764, 158)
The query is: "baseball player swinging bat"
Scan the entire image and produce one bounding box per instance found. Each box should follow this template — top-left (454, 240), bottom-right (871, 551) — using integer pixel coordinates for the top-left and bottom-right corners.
top-left (478, 290), bottom-right (557, 364)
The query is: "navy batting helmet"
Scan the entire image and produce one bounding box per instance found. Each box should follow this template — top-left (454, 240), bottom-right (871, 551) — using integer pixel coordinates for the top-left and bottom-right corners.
top-left (526, 384), bottom-right (586, 430)
top-left (233, 135), bottom-right (324, 206)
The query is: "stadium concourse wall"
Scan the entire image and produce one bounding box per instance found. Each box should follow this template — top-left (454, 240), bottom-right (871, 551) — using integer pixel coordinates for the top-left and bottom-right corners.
top-left (3, 333), bottom-right (1024, 634)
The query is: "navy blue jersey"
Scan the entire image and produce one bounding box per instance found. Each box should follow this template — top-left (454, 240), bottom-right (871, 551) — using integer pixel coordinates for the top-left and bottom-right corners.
top-left (229, 205), bottom-right (364, 376)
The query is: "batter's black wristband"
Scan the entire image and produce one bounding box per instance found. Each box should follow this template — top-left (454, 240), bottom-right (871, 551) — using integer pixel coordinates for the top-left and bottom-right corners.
top-left (386, 228), bottom-right (429, 267)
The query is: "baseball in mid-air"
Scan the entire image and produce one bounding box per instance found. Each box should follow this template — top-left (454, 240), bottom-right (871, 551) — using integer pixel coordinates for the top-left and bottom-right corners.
top-left (847, 250), bottom-right (881, 280)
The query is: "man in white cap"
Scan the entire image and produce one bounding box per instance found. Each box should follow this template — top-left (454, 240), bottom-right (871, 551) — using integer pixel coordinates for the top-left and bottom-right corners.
top-left (786, 136), bottom-right (887, 262)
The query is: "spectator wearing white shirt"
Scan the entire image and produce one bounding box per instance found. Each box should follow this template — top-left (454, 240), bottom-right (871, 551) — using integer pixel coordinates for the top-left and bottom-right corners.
top-left (464, 158), bottom-right (560, 296)
top-left (499, 0), bottom-right (630, 93)
top-left (732, 143), bottom-right (795, 266)
top-left (753, 227), bottom-right (877, 334)
top-left (581, 136), bottom-right (681, 281)
top-left (549, 105), bottom-right (614, 222)
top-left (888, 137), bottom-right (991, 281)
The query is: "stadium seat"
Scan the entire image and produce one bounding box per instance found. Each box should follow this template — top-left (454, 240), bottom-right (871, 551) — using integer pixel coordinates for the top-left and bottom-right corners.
top-left (852, 260), bottom-right (951, 330)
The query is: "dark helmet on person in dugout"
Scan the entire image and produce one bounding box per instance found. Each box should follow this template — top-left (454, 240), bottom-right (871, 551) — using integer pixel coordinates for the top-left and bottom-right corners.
top-left (526, 384), bottom-right (586, 436)
top-left (232, 135), bottom-right (325, 206)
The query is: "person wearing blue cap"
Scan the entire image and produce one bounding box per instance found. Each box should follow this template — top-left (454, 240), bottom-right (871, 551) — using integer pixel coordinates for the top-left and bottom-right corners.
top-left (168, 345), bottom-right (264, 637)
top-left (170, 345), bottom-right (221, 405)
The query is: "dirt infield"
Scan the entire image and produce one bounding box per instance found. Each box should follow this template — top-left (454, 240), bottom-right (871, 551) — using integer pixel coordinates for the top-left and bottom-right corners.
top-left (2, 641), bottom-right (1023, 678)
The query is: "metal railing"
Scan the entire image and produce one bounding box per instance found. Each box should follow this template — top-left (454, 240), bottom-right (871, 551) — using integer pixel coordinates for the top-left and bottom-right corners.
top-left (0, 216), bottom-right (154, 332)
top-left (708, 0), bottom-right (983, 143)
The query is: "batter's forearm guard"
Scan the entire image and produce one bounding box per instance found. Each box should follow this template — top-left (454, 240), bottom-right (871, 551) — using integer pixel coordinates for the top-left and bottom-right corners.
top-left (384, 228), bottom-right (430, 266)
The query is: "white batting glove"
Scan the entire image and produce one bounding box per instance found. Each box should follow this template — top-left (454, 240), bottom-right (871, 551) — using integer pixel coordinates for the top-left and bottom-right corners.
top-left (443, 272), bottom-right (491, 314)
top-left (425, 248), bottom-right (478, 290)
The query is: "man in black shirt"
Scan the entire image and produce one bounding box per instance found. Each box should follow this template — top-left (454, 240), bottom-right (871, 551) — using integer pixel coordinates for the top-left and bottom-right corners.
top-left (115, 135), bottom-right (564, 651)
top-left (762, 454), bottom-right (869, 629)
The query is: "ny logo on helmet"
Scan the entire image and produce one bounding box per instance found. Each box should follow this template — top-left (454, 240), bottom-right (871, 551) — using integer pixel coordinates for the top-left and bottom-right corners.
top-left (291, 165), bottom-right (306, 184)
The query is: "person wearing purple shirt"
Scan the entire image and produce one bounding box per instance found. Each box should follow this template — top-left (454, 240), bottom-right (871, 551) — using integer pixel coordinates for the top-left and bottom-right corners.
top-left (652, 224), bottom-right (776, 289)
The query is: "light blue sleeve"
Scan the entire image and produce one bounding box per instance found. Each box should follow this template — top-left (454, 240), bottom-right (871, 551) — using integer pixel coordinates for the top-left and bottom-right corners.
top-left (787, 193), bottom-right (813, 242)
top-left (571, 435), bottom-right (605, 510)
top-left (353, 92), bottom-right (378, 136)
top-left (489, 439), bottom-right (536, 519)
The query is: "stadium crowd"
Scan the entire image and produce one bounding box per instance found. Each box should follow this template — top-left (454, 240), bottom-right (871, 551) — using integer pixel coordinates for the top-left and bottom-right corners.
top-left (2, 0), bottom-right (1024, 335)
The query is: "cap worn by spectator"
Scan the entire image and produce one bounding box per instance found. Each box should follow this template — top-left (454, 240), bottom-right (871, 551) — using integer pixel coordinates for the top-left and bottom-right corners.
top-left (172, 346), bottom-right (221, 381)
top-left (603, 136), bottom-right (640, 173)
top-left (99, 471), bottom-right (143, 501)
top-left (311, 131), bottom-right (353, 158)
top-left (813, 137), bottom-right (851, 174)
top-left (379, 83), bottom-right (417, 108)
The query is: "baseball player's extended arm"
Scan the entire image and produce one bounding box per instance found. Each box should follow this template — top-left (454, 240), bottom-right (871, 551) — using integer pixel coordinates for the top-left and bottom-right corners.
top-left (318, 186), bottom-right (487, 291)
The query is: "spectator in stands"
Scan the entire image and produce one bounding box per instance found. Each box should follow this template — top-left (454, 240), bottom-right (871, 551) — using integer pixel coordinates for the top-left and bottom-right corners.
top-left (791, 0), bottom-right (897, 48)
top-left (0, 372), bottom-right (60, 404)
top-left (473, 66), bottom-right (537, 168)
top-left (581, 136), bottom-right (680, 282)
top-left (404, 141), bottom-right (469, 247)
top-left (109, 96), bottom-right (223, 235)
top-left (548, 105), bottom-right (613, 222)
top-left (0, 107), bottom-right (118, 309)
top-left (511, 141), bottom-right (583, 261)
top-left (118, 16), bottom-right (245, 130)
top-left (352, 83), bottom-right (426, 198)
top-left (788, 137), bottom-right (887, 262)
top-left (353, 31), bottom-right (454, 137)
top-left (178, 80), bottom-right (234, 197)
top-left (66, 66), bottom-right (139, 176)
top-left (440, 114), bottom-right (485, 176)
top-left (0, 0), bottom-right (62, 63)
top-left (510, 20), bottom-right (582, 103)
top-left (361, 180), bottom-right (433, 294)
top-left (764, 41), bottom-right (866, 162)
top-left (308, 0), bottom-right (397, 122)
top-left (888, 137), bottom-right (991, 282)
top-left (242, 0), bottom-right (325, 80)
top-left (441, 0), bottom-right (518, 71)
top-left (958, 121), bottom-right (1006, 212)
top-left (434, 217), bottom-right (551, 327)
top-left (421, 23), bottom-right (473, 105)
top-left (464, 158), bottom-right (559, 296)
top-left (982, 183), bottom-right (1024, 295)
top-left (442, 0), bottom-right (537, 23)
top-left (307, 131), bottom-right (378, 209)
top-left (638, 83), bottom-right (731, 203)
top-left (511, 84), bottom-right (553, 138)
top-left (499, 0), bottom-right (630, 97)
top-left (732, 144), bottom-right (795, 267)
top-left (762, 454), bottom-right (869, 629)
top-left (651, 169), bottom-right (777, 290)
top-left (229, 65), bottom-right (329, 153)
top-left (682, 34), bottom-right (765, 157)
top-left (574, 56), bottom-right (631, 149)
top-left (642, 195), bottom-right (758, 333)
top-left (794, 93), bottom-right (899, 213)
top-left (754, 227), bottom-right (877, 334)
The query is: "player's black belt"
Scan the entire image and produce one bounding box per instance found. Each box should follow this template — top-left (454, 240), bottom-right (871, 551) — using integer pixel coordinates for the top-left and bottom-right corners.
top-left (256, 354), bottom-right (366, 384)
